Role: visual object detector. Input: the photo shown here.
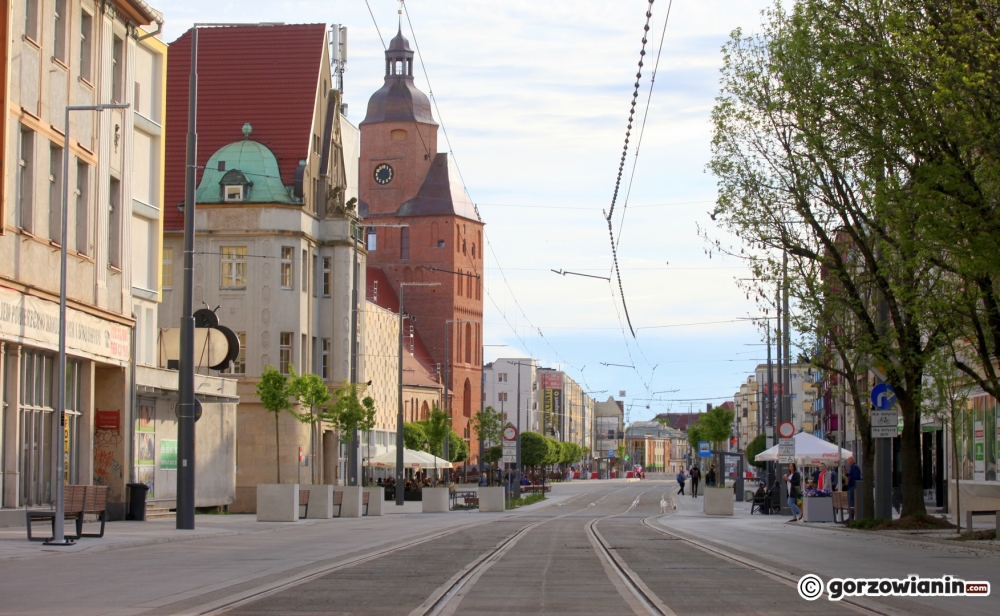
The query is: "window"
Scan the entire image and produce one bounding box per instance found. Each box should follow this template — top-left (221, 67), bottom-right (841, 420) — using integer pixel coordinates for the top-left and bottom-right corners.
top-left (465, 323), bottom-right (472, 364)
top-left (366, 227), bottom-right (376, 251)
top-left (280, 247), bottom-right (293, 288)
top-left (302, 249), bottom-right (308, 290)
top-left (498, 392), bottom-right (508, 402)
top-left (112, 36), bottom-right (124, 103)
top-left (49, 145), bottom-right (63, 242)
top-left (162, 247), bottom-right (173, 289)
top-left (400, 227), bottom-right (409, 259)
top-left (220, 246), bottom-right (247, 288)
top-left (498, 373), bottom-right (507, 383)
top-left (25, 0), bottom-right (39, 41)
top-left (321, 338), bottom-right (330, 379)
top-left (322, 257), bottom-right (332, 296)
top-left (79, 11), bottom-right (93, 82)
top-left (224, 186), bottom-right (243, 202)
top-left (108, 178), bottom-right (121, 268)
top-left (437, 240), bottom-right (445, 248)
top-left (74, 161), bottom-right (89, 254)
top-left (312, 255), bottom-right (318, 297)
top-left (53, 0), bottom-right (67, 62)
top-left (301, 334), bottom-right (307, 372)
top-left (457, 270), bottom-right (463, 297)
top-left (19, 127), bottom-right (34, 232)
top-left (279, 332), bottom-right (293, 374)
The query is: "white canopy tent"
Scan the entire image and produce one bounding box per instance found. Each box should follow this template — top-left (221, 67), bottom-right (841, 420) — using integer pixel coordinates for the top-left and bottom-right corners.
top-left (754, 431), bottom-right (854, 466)
top-left (364, 447), bottom-right (451, 469)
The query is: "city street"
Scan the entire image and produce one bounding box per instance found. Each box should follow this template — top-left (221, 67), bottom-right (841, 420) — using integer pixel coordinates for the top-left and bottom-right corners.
top-left (3, 480), bottom-right (995, 614)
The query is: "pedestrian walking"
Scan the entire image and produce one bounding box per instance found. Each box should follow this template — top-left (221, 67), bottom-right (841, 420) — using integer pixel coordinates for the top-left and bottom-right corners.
top-left (846, 456), bottom-right (862, 521)
top-left (784, 463), bottom-right (802, 522)
top-left (690, 465), bottom-right (701, 498)
top-left (676, 470), bottom-right (686, 495)
top-left (706, 465), bottom-right (717, 487)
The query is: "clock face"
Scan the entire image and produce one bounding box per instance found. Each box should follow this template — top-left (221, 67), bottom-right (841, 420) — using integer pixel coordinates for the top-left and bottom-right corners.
top-left (374, 163), bottom-right (394, 185)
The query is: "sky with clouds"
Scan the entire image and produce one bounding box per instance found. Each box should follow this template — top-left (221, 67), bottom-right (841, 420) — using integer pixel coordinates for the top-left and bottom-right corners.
top-left (159, 0), bottom-right (777, 422)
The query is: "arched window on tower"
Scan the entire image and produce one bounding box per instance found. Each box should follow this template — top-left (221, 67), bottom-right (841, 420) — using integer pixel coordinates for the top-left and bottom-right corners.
top-left (465, 323), bottom-right (472, 364)
top-left (471, 243), bottom-right (476, 258)
top-left (463, 379), bottom-right (472, 417)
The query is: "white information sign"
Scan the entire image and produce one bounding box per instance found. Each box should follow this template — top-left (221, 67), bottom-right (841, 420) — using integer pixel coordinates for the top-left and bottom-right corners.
top-left (778, 437), bottom-right (795, 463)
top-left (871, 410), bottom-right (899, 438)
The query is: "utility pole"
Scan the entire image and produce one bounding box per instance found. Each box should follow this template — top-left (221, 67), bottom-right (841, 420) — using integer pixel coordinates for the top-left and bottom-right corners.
top-left (349, 221), bottom-right (360, 487)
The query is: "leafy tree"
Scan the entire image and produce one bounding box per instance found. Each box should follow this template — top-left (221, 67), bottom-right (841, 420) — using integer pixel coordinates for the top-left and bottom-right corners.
top-left (320, 381), bottom-right (376, 446)
top-left (254, 365), bottom-right (295, 483)
top-left (403, 421), bottom-right (428, 451)
top-left (448, 431), bottom-right (469, 463)
top-left (471, 406), bottom-right (503, 449)
top-left (483, 445), bottom-right (503, 465)
top-left (520, 431), bottom-right (549, 468)
top-left (423, 406), bottom-right (452, 460)
top-left (287, 370), bottom-right (332, 485)
top-left (700, 406), bottom-right (735, 485)
top-left (744, 433), bottom-right (768, 470)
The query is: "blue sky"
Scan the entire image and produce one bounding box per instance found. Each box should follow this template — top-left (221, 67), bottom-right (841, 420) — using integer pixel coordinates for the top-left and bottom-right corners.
top-left (160, 0), bottom-right (776, 422)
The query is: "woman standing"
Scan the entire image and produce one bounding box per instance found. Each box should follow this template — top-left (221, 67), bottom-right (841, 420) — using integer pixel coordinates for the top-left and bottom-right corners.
top-left (783, 463), bottom-right (802, 522)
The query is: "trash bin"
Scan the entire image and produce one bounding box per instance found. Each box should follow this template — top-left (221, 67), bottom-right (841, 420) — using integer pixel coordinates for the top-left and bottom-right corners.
top-left (126, 483), bottom-right (149, 521)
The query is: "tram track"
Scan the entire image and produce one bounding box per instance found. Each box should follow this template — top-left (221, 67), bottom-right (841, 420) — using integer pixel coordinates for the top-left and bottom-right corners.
top-left (205, 483), bottom-right (634, 616)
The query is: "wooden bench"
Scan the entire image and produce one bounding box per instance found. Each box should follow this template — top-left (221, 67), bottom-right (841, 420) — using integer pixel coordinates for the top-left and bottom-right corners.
top-left (362, 490), bottom-right (370, 516)
top-left (521, 485), bottom-right (551, 494)
top-left (80, 486), bottom-right (109, 538)
top-left (299, 489), bottom-right (310, 519)
top-left (966, 509), bottom-right (1000, 533)
top-left (26, 485), bottom-right (108, 541)
top-left (832, 491), bottom-right (851, 523)
top-left (332, 490), bottom-right (344, 517)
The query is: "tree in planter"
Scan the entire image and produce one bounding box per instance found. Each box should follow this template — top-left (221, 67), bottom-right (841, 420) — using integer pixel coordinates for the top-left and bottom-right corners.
top-left (320, 382), bottom-right (376, 483)
top-left (254, 365), bottom-right (296, 483)
top-left (520, 431), bottom-right (549, 470)
top-left (288, 370), bottom-right (333, 485)
top-left (701, 406), bottom-right (736, 487)
top-left (615, 443), bottom-right (627, 474)
top-left (926, 351), bottom-right (974, 533)
top-left (424, 406), bottom-right (451, 459)
top-left (686, 422), bottom-right (707, 473)
top-left (471, 406), bottom-right (503, 484)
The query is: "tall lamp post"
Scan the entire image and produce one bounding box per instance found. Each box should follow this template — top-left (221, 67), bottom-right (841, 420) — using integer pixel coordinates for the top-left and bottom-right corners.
top-left (47, 103), bottom-right (130, 547)
top-left (396, 282), bottom-right (439, 505)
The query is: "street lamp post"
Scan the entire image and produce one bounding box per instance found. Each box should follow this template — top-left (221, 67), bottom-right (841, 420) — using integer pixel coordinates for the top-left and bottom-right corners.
top-left (46, 103), bottom-right (130, 547)
top-left (396, 282), bottom-right (439, 505)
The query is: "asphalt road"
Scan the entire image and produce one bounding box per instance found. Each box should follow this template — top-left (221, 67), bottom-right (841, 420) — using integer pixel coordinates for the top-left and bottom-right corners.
top-left (2, 479), bottom-right (996, 615)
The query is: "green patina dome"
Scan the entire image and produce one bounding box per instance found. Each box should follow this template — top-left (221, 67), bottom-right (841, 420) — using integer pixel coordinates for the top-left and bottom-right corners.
top-left (196, 137), bottom-right (295, 204)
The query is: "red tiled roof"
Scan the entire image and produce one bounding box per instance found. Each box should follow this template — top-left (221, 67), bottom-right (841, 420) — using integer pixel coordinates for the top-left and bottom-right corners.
top-left (366, 266), bottom-right (439, 380)
top-left (164, 24), bottom-right (327, 230)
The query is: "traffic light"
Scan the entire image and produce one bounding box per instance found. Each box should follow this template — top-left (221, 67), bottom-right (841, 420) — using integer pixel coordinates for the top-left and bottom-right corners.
top-left (730, 437), bottom-right (738, 448)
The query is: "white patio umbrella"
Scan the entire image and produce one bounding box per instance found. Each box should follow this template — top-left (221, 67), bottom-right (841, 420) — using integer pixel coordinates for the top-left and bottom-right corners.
top-left (363, 447), bottom-right (451, 469)
top-left (754, 431), bottom-right (854, 466)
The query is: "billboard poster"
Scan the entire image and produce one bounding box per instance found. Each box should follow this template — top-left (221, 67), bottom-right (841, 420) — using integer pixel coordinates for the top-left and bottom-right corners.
top-left (551, 389), bottom-right (562, 436)
top-left (544, 389), bottom-right (553, 435)
top-left (160, 439), bottom-right (178, 471)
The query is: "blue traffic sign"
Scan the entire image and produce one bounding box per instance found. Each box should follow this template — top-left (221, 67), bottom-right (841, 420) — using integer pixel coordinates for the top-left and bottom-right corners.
top-left (698, 441), bottom-right (711, 458)
top-left (871, 383), bottom-right (897, 410)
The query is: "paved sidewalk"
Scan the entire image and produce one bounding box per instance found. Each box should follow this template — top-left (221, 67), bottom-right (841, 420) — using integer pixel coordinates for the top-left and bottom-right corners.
top-left (660, 490), bottom-right (1000, 615)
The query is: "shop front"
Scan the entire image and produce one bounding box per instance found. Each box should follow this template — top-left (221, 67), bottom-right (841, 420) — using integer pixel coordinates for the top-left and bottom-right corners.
top-left (0, 286), bottom-right (132, 526)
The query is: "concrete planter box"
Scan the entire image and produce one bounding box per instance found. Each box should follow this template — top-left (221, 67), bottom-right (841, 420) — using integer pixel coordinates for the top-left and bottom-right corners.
top-left (703, 487), bottom-right (734, 516)
top-left (257, 484), bottom-right (299, 522)
top-left (803, 496), bottom-right (834, 523)
top-left (422, 487), bottom-right (450, 513)
top-left (363, 487), bottom-right (385, 516)
top-left (303, 485), bottom-right (335, 519)
top-left (333, 486), bottom-right (364, 517)
top-left (478, 487), bottom-right (506, 512)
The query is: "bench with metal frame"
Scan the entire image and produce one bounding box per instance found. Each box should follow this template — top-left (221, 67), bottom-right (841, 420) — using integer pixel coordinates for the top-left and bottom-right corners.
top-left (362, 490), bottom-right (370, 516)
top-left (332, 490), bottom-right (344, 517)
top-left (832, 491), bottom-right (852, 523)
top-left (450, 490), bottom-right (478, 510)
top-left (966, 509), bottom-right (1000, 533)
top-left (26, 485), bottom-right (108, 541)
top-left (521, 485), bottom-right (551, 494)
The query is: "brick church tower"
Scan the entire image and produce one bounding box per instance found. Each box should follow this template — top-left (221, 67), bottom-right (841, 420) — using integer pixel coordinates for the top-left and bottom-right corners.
top-left (360, 27), bottom-right (484, 462)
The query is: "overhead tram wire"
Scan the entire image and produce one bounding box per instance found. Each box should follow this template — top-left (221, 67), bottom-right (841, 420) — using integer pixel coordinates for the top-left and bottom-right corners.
top-left (363, 0), bottom-right (386, 48)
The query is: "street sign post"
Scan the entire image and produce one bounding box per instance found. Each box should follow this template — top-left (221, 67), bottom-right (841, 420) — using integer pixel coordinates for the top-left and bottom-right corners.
top-left (777, 421), bottom-right (795, 439)
top-left (778, 437), bottom-right (795, 464)
top-left (502, 422), bottom-right (518, 463)
top-left (871, 383), bottom-right (897, 410)
top-left (698, 441), bottom-right (711, 458)
top-left (871, 410), bottom-right (899, 439)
